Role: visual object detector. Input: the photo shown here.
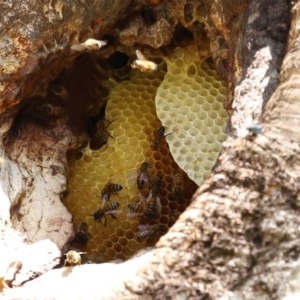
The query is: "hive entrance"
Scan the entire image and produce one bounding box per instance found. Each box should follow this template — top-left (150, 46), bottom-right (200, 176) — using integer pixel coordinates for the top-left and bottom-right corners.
top-left (3, 37), bottom-right (227, 263)
top-left (65, 49), bottom-right (198, 262)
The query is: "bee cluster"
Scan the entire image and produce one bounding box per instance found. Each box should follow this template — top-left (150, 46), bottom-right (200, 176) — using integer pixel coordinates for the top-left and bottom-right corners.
top-left (69, 121), bottom-right (193, 259)
top-left (66, 58), bottom-right (198, 262)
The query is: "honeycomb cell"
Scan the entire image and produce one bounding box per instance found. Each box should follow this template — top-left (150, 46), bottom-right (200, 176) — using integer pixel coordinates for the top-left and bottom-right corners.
top-left (180, 84), bottom-right (191, 93)
top-left (189, 128), bottom-right (199, 137)
top-left (119, 221), bottom-right (130, 231)
top-left (152, 79), bottom-right (162, 87)
top-left (175, 59), bottom-right (184, 68)
top-left (83, 155), bottom-right (93, 163)
top-left (147, 86), bottom-right (157, 94)
top-left (119, 237), bottom-right (128, 246)
top-left (169, 86), bottom-right (180, 94)
top-left (105, 240), bottom-right (113, 248)
top-left (98, 245), bottom-right (107, 253)
top-left (188, 90), bottom-right (198, 99)
top-left (205, 135), bottom-right (215, 144)
top-left (187, 64), bottom-right (197, 76)
top-left (177, 92), bottom-right (188, 102)
top-left (200, 143), bottom-right (210, 152)
top-left (125, 230), bottom-right (134, 240)
top-left (113, 244), bottom-right (122, 253)
top-left (160, 216), bottom-right (169, 225)
top-left (182, 77), bottom-right (193, 86)
top-left (127, 239), bottom-right (139, 250)
top-left (115, 98), bottom-right (128, 109)
top-left (119, 90), bottom-right (130, 98)
top-left (107, 249), bottom-right (115, 258)
top-left (179, 147), bottom-right (186, 155)
top-left (210, 87), bottom-right (219, 97)
top-left (203, 118), bottom-right (214, 127)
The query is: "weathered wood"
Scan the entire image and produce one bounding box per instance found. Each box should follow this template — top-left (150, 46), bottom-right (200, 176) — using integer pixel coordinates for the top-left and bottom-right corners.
top-left (2, 0), bottom-right (300, 299)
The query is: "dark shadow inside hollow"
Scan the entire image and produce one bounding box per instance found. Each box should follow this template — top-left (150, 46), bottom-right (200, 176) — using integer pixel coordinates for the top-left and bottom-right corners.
top-left (107, 52), bottom-right (130, 69)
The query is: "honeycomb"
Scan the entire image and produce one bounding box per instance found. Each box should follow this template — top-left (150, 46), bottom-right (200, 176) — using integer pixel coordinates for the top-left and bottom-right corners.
top-left (156, 45), bottom-right (228, 185)
top-left (66, 45), bottom-right (228, 262)
top-left (66, 63), bottom-right (197, 262)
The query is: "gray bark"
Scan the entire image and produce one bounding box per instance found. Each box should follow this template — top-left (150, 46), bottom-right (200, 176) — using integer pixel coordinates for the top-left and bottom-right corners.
top-left (2, 1), bottom-right (300, 299)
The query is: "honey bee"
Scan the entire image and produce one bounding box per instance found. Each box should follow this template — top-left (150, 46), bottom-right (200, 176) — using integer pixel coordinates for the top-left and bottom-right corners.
top-left (72, 222), bottom-right (92, 246)
top-left (144, 190), bottom-right (162, 219)
top-left (71, 38), bottom-right (108, 51)
top-left (137, 161), bottom-right (151, 189)
top-left (171, 173), bottom-right (184, 201)
top-left (101, 181), bottom-right (123, 204)
top-left (150, 174), bottom-right (163, 197)
top-left (91, 201), bottom-right (120, 226)
top-left (90, 118), bottom-right (113, 150)
top-left (127, 201), bottom-right (144, 218)
top-left (128, 161), bottom-right (151, 190)
top-left (131, 50), bottom-right (158, 73)
top-left (64, 250), bottom-right (87, 266)
top-left (137, 224), bottom-right (167, 241)
top-left (151, 126), bottom-right (172, 150)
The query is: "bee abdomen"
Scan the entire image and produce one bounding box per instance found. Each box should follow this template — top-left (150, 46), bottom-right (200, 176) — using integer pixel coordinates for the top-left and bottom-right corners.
top-left (151, 174), bottom-right (162, 196)
top-left (107, 201), bottom-right (120, 211)
top-left (110, 183), bottom-right (123, 193)
top-left (101, 182), bottom-right (123, 196)
top-left (89, 118), bottom-right (113, 150)
top-left (144, 201), bottom-right (159, 219)
top-left (127, 202), bottom-right (142, 212)
top-left (137, 230), bottom-right (152, 240)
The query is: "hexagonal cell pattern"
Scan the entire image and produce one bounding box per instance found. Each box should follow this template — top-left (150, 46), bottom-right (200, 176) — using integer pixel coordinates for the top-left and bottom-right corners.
top-left (156, 45), bottom-right (228, 185)
top-left (66, 65), bottom-right (197, 262)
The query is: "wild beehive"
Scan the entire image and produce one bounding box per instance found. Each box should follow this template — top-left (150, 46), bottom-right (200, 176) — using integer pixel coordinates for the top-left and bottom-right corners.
top-left (66, 45), bottom-right (227, 262)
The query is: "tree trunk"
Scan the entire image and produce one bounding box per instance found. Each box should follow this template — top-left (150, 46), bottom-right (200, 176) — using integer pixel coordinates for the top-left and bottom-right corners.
top-left (2, 0), bottom-right (300, 299)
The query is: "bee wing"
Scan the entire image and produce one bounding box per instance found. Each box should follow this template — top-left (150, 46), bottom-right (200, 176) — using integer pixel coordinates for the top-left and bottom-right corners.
top-left (127, 211), bottom-right (143, 218)
top-left (85, 38), bottom-right (108, 50)
top-left (156, 196), bottom-right (162, 213)
top-left (70, 43), bottom-right (86, 51)
top-left (146, 191), bottom-right (153, 203)
top-left (127, 171), bottom-right (138, 180)
top-left (105, 210), bottom-right (122, 215)
top-left (101, 194), bottom-right (110, 207)
top-left (139, 172), bottom-right (149, 183)
top-left (135, 50), bottom-right (146, 61)
top-left (139, 192), bottom-right (147, 203)
top-left (138, 224), bottom-right (152, 231)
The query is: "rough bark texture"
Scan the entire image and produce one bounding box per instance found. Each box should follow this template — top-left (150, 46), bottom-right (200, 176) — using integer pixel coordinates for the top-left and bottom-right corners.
top-left (0, 0), bottom-right (134, 286)
top-left (2, 0), bottom-right (300, 299)
top-left (231, 0), bottom-right (290, 137)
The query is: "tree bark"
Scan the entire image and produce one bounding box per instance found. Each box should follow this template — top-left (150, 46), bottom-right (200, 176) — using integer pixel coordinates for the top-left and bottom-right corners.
top-left (3, 0), bottom-right (300, 299)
